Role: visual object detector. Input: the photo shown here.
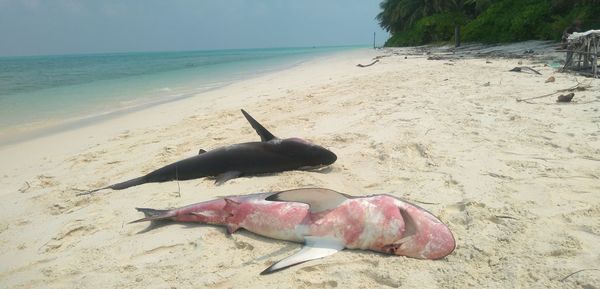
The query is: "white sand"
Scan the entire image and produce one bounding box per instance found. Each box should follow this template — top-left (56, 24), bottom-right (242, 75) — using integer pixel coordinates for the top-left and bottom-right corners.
top-left (0, 46), bottom-right (599, 289)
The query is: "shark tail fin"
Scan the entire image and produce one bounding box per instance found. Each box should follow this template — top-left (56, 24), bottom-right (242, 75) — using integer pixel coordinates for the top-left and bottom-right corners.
top-left (109, 177), bottom-right (146, 190)
top-left (129, 207), bottom-right (174, 224)
top-left (77, 177), bottom-right (146, 196)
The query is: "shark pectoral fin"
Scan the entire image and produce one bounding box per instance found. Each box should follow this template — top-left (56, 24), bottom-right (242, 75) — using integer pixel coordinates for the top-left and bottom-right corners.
top-left (215, 171), bottom-right (242, 185)
top-left (226, 224), bottom-right (240, 234)
top-left (198, 149), bottom-right (207, 154)
top-left (265, 188), bottom-right (350, 213)
top-left (260, 236), bottom-right (344, 275)
top-left (240, 109), bottom-right (276, 142)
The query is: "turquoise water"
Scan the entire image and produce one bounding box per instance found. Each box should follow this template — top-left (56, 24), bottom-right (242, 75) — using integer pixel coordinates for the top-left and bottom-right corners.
top-left (0, 46), bottom-right (358, 141)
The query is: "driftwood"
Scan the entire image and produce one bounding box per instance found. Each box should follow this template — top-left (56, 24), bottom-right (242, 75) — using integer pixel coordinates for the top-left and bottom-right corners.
top-left (372, 52), bottom-right (402, 60)
top-left (516, 81), bottom-right (591, 103)
top-left (509, 66), bottom-right (542, 75)
top-left (356, 59), bottom-right (379, 68)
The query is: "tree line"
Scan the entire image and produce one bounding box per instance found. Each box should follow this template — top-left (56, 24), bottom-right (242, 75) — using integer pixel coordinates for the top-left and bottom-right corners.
top-left (377, 0), bottom-right (600, 47)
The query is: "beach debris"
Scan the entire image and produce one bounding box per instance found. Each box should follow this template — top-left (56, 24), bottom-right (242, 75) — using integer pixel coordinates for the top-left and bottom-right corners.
top-left (356, 59), bottom-right (379, 68)
top-left (373, 54), bottom-right (392, 60)
top-left (163, 145), bottom-right (176, 153)
top-left (509, 66), bottom-right (542, 75)
top-left (562, 30), bottom-right (600, 78)
top-left (494, 215), bottom-right (519, 220)
top-left (427, 55), bottom-right (454, 61)
top-left (545, 76), bottom-right (556, 83)
top-left (516, 81), bottom-right (591, 103)
top-left (483, 82), bottom-right (490, 87)
top-left (131, 188), bottom-right (455, 274)
top-left (18, 181), bottom-right (31, 193)
top-left (484, 172), bottom-right (513, 180)
top-left (556, 93), bottom-right (575, 102)
top-left (560, 269), bottom-right (600, 282)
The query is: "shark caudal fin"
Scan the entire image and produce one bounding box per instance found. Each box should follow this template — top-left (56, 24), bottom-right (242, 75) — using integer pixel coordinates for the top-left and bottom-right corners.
top-left (76, 177), bottom-right (146, 196)
top-left (241, 109), bottom-right (276, 142)
top-left (129, 207), bottom-right (174, 224)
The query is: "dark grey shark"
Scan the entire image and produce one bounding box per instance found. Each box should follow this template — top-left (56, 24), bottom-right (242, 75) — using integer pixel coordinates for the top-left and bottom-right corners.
top-left (78, 109), bottom-right (337, 195)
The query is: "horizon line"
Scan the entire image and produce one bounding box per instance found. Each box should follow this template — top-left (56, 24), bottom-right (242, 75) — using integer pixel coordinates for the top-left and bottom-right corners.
top-left (0, 43), bottom-right (375, 59)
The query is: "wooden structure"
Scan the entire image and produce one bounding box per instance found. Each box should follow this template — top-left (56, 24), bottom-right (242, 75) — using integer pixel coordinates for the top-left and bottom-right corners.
top-left (562, 30), bottom-right (600, 78)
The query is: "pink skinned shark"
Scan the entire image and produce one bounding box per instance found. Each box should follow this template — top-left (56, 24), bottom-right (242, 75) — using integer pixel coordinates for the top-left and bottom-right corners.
top-left (132, 188), bottom-right (455, 274)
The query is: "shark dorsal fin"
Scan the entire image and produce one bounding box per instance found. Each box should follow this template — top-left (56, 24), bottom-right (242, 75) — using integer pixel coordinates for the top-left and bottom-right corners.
top-left (241, 109), bottom-right (276, 142)
top-left (266, 188), bottom-right (349, 213)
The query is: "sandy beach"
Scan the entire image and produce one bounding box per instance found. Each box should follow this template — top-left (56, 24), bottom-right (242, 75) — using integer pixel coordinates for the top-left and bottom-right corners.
top-left (0, 46), bottom-right (599, 288)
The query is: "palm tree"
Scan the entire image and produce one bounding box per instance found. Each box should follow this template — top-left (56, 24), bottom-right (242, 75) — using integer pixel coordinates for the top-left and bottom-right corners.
top-left (376, 0), bottom-right (443, 34)
top-left (377, 0), bottom-right (493, 47)
top-left (440, 0), bottom-right (493, 47)
top-left (376, 0), bottom-right (402, 33)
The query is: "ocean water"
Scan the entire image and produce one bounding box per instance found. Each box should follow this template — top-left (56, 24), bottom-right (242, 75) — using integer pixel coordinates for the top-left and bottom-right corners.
top-left (0, 46), bottom-right (357, 143)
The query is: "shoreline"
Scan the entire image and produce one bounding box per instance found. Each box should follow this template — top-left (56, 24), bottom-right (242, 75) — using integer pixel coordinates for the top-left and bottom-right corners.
top-left (0, 48), bottom-right (376, 182)
top-left (0, 87), bottom-right (218, 147)
top-left (1, 44), bottom-right (599, 288)
top-left (0, 46), bottom-right (359, 146)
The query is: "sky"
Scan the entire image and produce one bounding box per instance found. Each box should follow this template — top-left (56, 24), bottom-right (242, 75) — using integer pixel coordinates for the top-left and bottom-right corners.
top-left (0, 0), bottom-right (388, 56)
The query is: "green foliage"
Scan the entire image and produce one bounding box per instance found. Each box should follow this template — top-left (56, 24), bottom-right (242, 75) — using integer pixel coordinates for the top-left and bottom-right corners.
top-left (462, 0), bottom-right (552, 42)
top-left (377, 0), bottom-right (489, 34)
top-left (380, 0), bottom-right (600, 46)
top-left (462, 0), bottom-right (600, 42)
top-left (377, 0), bottom-right (446, 34)
top-left (385, 13), bottom-right (457, 46)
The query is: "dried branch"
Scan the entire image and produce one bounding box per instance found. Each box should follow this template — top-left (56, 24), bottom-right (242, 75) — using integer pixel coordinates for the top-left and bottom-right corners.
top-left (509, 66), bottom-right (542, 75)
top-left (357, 59), bottom-right (379, 68)
top-left (560, 269), bottom-right (600, 282)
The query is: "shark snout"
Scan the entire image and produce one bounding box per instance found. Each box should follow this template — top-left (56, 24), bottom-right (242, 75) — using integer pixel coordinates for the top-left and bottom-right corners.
top-left (390, 202), bottom-right (455, 260)
top-left (321, 149), bottom-right (337, 165)
top-left (280, 138), bottom-right (337, 166)
top-left (396, 219), bottom-right (455, 260)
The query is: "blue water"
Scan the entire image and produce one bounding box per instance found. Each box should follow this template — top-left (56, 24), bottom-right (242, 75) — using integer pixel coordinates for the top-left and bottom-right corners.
top-left (0, 46), bottom-right (358, 141)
